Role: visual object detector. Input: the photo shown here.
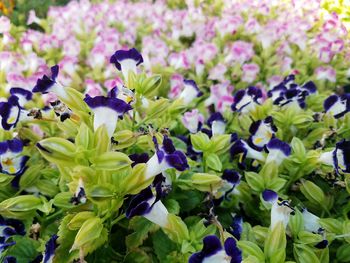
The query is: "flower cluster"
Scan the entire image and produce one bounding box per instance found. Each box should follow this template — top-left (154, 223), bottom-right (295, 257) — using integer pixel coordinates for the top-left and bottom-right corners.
top-left (0, 0), bottom-right (349, 262)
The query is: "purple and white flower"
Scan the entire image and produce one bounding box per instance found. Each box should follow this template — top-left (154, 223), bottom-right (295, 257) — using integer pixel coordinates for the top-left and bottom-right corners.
top-left (220, 169), bottom-right (241, 198)
top-left (315, 66), bottom-right (336, 82)
top-left (0, 96), bottom-right (23, 130)
top-left (108, 86), bottom-right (135, 105)
top-left (32, 65), bottom-right (67, 100)
top-left (323, 94), bottom-right (350, 118)
top-left (230, 139), bottom-right (265, 168)
top-left (319, 140), bottom-right (350, 174)
top-left (231, 86), bottom-right (262, 114)
top-left (179, 79), bottom-right (202, 105)
top-left (110, 48), bottom-right (143, 80)
top-left (145, 136), bottom-right (189, 180)
top-left (71, 178), bottom-right (87, 205)
top-left (9, 88), bottom-right (32, 108)
top-left (0, 139), bottom-right (29, 176)
top-left (265, 138), bottom-right (291, 165)
top-left (207, 112), bottom-right (226, 136)
top-left (189, 235), bottom-right (242, 263)
top-left (84, 94), bottom-right (132, 137)
top-left (182, 109), bottom-right (204, 133)
top-left (262, 189), bottom-right (295, 229)
top-left (43, 234), bottom-right (58, 263)
top-left (301, 209), bottom-right (328, 249)
top-left (248, 116), bottom-right (277, 150)
top-left (0, 215), bottom-right (25, 254)
top-left (227, 215), bottom-right (243, 240)
top-left (126, 186), bottom-right (169, 228)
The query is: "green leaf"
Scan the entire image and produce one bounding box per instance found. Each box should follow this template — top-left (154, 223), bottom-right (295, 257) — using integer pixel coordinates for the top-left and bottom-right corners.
top-left (71, 217), bottom-right (103, 251)
top-left (90, 151), bottom-right (131, 171)
top-left (152, 230), bottom-right (177, 262)
top-left (245, 172), bottom-right (264, 192)
top-left (264, 222), bottom-right (286, 263)
top-left (293, 244), bottom-right (320, 263)
top-left (37, 137), bottom-right (77, 166)
top-left (337, 244), bottom-right (350, 262)
top-left (300, 180), bottom-right (325, 205)
top-left (205, 153), bottom-right (222, 171)
top-left (190, 132), bottom-right (210, 152)
top-left (126, 217), bottom-right (157, 249)
top-left (3, 236), bottom-right (40, 263)
top-left (238, 241), bottom-right (265, 262)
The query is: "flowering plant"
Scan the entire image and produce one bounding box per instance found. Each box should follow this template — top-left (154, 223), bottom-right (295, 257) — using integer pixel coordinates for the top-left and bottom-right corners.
top-left (0, 0), bottom-right (350, 262)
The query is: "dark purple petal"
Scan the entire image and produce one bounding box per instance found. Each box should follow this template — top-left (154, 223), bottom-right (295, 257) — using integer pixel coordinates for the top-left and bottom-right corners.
top-left (4, 256), bottom-right (17, 263)
top-left (222, 170), bottom-right (241, 185)
top-left (7, 139), bottom-right (23, 153)
top-left (129, 153), bottom-right (149, 167)
top-left (165, 151), bottom-right (189, 171)
top-left (267, 138), bottom-right (291, 156)
top-left (10, 88), bottom-right (33, 101)
top-left (231, 90), bottom-right (246, 111)
top-left (207, 112), bottom-right (225, 127)
top-left (50, 65), bottom-right (59, 80)
top-left (302, 81), bottom-right (317, 94)
top-left (228, 215), bottom-right (243, 240)
top-left (84, 95), bottom-right (132, 114)
top-left (249, 120), bottom-right (262, 135)
top-left (224, 238), bottom-right (242, 263)
top-left (110, 48), bottom-right (143, 71)
top-left (0, 141), bottom-right (8, 154)
top-left (126, 187), bottom-right (154, 218)
top-left (43, 234), bottom-right (58, 263)
top-left (262, 189), bottom-right (277, 202)
top-left (202, 235), bottom-right (222, 257)
top-left (162, 136), bottom-right (176, 154)
top-left (315, 240), bottom-right (328, 249)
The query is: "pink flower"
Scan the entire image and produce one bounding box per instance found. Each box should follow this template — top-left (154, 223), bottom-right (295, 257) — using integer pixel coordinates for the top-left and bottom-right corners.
top-left (169, 74), bottom-right (184, 99)
top-left (208, 64), bottom-right (227, 82)
top-left (319, 47), bottom-right (334, 63)
top-left (205, 81), bottom-right (234, 113)
top-left (0, 16), bottom-right (11, 34)
top-left (85, 79), bottom-right (103, 97)
top-left (216, 15), bottom-right (243, 36)
top-left (182, 109), bottom-right (204, 133)
top-left (169, 52), bottom-right (190, 69)
top-left (104, 77), bottom-right (124, 91)
top-left (245, 18), bottom-right (261, 34)
top-left (267, 75), bottom-right (284, 90)
top-left (27, 10), bottom-right (41, 25)
top-left (226, 41), bottom-right (254, 64)
top-left (242, 63), bottom-right (260, 83)
top-left (315, 66), bottom-right (336, 82)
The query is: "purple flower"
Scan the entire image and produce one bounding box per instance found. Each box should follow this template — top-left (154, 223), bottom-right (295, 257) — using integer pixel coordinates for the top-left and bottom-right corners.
top-left (126, 186), bottom-right (169, 228)
top-left (231, 86), bottom-right (262, 113)
top-left (248, 116), bottom-right (277, 150)
top-left (262, 189), bottom-right (294, 229)
top-left (43, 234), bottom-right (58, 263)
top-left (182, 109), bottom-right (204, 134)
top-left (207, 112), bottom-right (226, 136)
top-left (323, 94), bottom-right (350, 118)
top-left (9, 88), bottom-right (32, 107)
top-left (145, 136), bottom-right (189, 180)
top-left (228, 215), bottom-right (243, 240)
top-left (32, 65), bottom-right (67, 99)
top-left (0, 215), bottom-right (25, 254)
top-left (319, 139), bottom-right (350, 174)
top-left (84, 94), bottom-right (132, 137)
top-left (0, 96), bottom-right (22, 130)
top-left (110, 48), bottom-right (143, 80)
top-left (189, 235), bottom-right (242, 263)
top-left (179, 79), bottom-right (202, 105)
top-left (265, 138), bottom-right (291, 165)
top-left (0, 139), bottom-right (29, 176)
top-left (230, 139), bottom-right (265, 168)
top-left (70, 178), bottom-right (86, 205)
